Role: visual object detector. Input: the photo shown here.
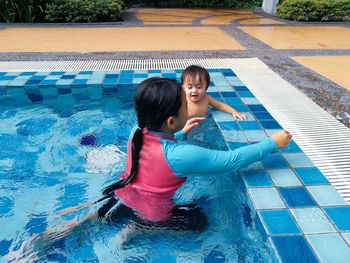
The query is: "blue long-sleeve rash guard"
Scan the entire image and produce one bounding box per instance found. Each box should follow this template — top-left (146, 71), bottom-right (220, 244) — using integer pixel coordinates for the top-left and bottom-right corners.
top-left (153, 129), bottom-right (278, 178)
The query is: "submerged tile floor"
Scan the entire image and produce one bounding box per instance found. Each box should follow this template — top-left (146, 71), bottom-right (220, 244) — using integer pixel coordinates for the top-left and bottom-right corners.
top-left (1, 68), bottom-right (350, 262)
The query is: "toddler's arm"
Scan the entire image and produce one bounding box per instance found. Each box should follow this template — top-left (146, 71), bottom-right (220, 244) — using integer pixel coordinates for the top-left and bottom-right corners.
top-left (208, 96), bottom-right (246, 120)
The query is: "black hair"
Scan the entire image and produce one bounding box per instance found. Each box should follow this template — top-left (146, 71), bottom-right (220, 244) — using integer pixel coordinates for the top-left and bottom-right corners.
top-left (181, 65), bottom-right (210, 90)
top-left (102, 78), bottom-right (182, 196)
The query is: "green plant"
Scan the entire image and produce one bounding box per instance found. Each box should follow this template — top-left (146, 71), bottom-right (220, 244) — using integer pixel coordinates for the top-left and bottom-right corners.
top-left (0, 0), bottom-right (46, 22)
top-left (277, 0), bottom-right (350, 21)
top-left (45, 0), bottom-right (124, 22)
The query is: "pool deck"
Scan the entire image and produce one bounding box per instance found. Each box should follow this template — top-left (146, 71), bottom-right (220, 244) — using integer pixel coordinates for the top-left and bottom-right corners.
top-left (0, 8), bottom-right (349, 128)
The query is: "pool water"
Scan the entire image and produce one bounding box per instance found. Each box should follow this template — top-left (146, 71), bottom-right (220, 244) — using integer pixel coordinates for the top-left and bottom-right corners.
top-left (0, 75), bottom-right (274, 263)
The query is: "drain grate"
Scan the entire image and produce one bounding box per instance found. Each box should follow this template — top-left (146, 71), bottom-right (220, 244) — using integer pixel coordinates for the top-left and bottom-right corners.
top-left (1, 58), bottom-right (350, 203)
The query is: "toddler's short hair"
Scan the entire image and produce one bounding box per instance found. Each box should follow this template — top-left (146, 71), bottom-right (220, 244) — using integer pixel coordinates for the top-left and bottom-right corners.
top-left (181, 65), bottom-right (210, 89)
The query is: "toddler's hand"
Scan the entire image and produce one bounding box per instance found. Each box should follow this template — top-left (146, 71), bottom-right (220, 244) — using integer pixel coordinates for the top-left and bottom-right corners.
top-left (270, 130), bottom-right (292, 148)
top-left (182, 117), bottom-right (206, 134)
top-left (232, 112), bottom-right (247, 121)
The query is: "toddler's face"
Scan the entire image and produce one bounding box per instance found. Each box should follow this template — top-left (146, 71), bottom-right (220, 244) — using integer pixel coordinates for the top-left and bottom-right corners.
top-left (183, 75), bottom-right (207, 103)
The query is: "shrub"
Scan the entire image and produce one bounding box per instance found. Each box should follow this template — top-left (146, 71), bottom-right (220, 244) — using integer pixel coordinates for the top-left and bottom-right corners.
top-left (0, 0), bottom-right (47, 22)
top-left (277, 0), bottom-right (350, 21)
top-left (45, 0), bottom-right (124, 23)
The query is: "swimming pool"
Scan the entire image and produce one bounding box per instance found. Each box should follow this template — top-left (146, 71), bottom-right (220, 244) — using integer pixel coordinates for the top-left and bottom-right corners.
top-left (0, 69), bottom-right (277, 262)
top-left (1, 60), bottom-right (350, 262)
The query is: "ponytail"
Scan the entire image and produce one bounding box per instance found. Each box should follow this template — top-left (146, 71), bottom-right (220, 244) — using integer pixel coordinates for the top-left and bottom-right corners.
top-left (102, 127), bottom-right (143, 196)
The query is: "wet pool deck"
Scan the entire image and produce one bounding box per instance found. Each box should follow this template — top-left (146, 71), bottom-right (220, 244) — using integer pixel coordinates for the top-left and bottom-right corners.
top-left (0, 7), bottom-right (349, 127)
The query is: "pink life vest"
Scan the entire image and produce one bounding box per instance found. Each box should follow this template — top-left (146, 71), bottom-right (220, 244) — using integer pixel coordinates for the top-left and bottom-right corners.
top-left (115, 128), bottom-right (186, 221)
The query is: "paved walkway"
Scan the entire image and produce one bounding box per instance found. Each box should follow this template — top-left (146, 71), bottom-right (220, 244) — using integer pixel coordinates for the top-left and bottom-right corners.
top-left (0, 7), bottom-right (349, 126)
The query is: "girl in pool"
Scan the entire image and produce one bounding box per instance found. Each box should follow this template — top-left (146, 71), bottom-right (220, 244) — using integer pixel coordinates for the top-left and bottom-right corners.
top-left (8, 77), bottom-right (291, 260)
top-left (98, 77), bottom-right (291, 227)
top-left (182, 65), bottom-right (246, 120)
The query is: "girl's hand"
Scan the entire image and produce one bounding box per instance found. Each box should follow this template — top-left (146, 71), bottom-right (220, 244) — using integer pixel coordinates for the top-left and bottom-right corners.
top-left (270, 130), bottom-right (292, 148)
top-left (232, 112), bottom-right (247, 121)
top-left (182, 117), bottom-right (206, 134)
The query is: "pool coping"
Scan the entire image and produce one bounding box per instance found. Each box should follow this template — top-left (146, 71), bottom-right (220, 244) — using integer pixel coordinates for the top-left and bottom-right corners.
top-left (1, 58), bottom-right (350, 262)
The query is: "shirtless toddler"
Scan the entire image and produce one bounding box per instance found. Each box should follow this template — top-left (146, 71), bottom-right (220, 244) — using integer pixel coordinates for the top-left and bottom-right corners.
top-left (181, 65), bottom-right (246, 120)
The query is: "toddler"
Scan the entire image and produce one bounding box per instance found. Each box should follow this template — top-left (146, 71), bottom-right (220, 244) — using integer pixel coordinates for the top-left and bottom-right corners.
top-left (182, 65), bottom-right (246, 120)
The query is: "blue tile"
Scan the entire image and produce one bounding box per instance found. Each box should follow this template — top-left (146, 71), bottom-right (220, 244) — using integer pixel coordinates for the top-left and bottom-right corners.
top-left (267, 169), bottom-right (302, 187)
top-left (222, 68), bottom-right (236, 76)
top-left (162, 73), bottom-right (176, 79)
top-left (241, 170), bottom-right (273, 187)
top-left (342, 233), bottom-right (350, 246)
top-left (221, 130), bottom-right (247, 142)
top-left (72, 79), bottom-right (87, 85)
top-left (272, 236), bottom-right (318, 263)
top-left (204, 247), bottom-right (226, 263)
top-left (234, 86), bottom-right (249, 91)
top-left (259, 210), bottom-right (301, 235)
top-left (260, 121), bottom-right (282, 129)
top-left (231, 104), bottom-right (249, 112)
top-left (61, 75), bottom-right (75, 79)
top-left (241, 97), bottom-right (260, 105)
top-left (134, 73), bottom-right (148, 78)
top-left (283, 153), bottom-right (315, 168)
top-left (224, 97), bottom-right (243, 105)
top-left (25, 213), bottom-right (48, 235)
top-left (307, 234), bottom-right (350, 263)
top-left (279, 187), bottom-right (317, 208)
top-left (58, 89), bottom-right (71, 95)
top-left (293, 168), bottom-right (329, 185)
top-left (307, 185), bottom-right (347, 206)
top-left (280, 141), bottom-right (303, 153)
top-left (238, 91), bottom-right (255, 97)
top-left (20, 72), bottom-right (36, 76)
top-left (79, 71), bottom-right (93, 75)
top-left (262, 154), bottom-right (289, 169)
top-left (149, 69), bottom-right (161, 73)
top-left (50, 71), bottom-right (65, 75)
top-left (220, 91), bottom-right (237, 97)
top-left (27, 93), bottom-right (43, 103)
top-left (105, 74), bottom-right (118, 78)
top-left (254, 214), bottom-right (268, 242)
top-left (25, 79), bottom-right (41, 85)
top-left (291, 208), bottom-right (336, 234)
top-left (248, 188), bottom-right (285, 209)
top-left (75, 74), bottom-right (90, 80)
top-left (0, 75), bottom-right (16, 80)
top-left (0, 239), bottom-right (12, 257)
top-left (253, 112), bottom-right (274, 120)
top-left (217, 121), bottom-right (238, 130)
top-left (212, 111), bottom-right (234, 122)
top-left (244, 130), bottom-right (267, 142)
top-left (248, 104), bottom-right (267, 112)
top-left (239, 121), bottom-right (261, 130)
top-left (324, 206), bottom-right (350, 231)
top-left (227, 142), bottom-right (249, 150)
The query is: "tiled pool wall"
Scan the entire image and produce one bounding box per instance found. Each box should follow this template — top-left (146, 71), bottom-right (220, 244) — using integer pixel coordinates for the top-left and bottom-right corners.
top-left (1, 68), bottom-right (350, 262)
